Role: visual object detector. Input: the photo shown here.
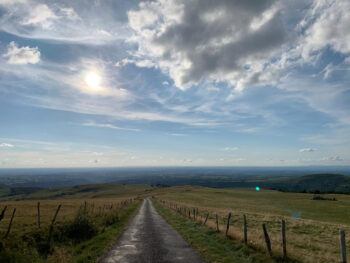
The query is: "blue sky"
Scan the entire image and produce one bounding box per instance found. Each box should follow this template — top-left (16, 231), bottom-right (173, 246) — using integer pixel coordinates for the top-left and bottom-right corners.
top-left (0, 0), bottom-right (349, 168)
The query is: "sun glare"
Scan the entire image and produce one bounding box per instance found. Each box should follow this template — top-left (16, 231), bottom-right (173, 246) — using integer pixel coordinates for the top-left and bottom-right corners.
top-left (84, 71), bottom-right (101, 90)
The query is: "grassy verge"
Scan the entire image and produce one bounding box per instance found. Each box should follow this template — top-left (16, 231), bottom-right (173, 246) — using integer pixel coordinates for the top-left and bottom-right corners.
top-left (0, 199), bottom-right (142, 263)
top-left (71, 200), bottom-right (141, 263)
top-left (153, 200), bottom-right (289, 263)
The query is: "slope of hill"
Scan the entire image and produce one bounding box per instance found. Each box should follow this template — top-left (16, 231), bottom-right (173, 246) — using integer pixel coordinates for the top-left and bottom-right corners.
top-left (152, 185), bottom-right (350, 263)
top-left (113, 173), bottom-right (350, 194)
top-left (0, 183), bottom-right (153, 200)
top-left (264, 174), bottom-right (350, 193)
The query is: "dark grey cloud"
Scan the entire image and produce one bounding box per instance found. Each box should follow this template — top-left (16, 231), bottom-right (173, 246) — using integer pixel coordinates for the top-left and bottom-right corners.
top-left (128, 0), bottom-right (286, 90)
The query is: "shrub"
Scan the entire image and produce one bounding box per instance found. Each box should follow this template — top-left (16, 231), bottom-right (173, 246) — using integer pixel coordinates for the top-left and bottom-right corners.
top-left (0, 250), bottom-right (26, 263)
top-left (64, 211), bottom-right (98, 242)
top-left (102, 211), bottom-right (120, 227)
top-left (312, 195), bottom-right (337, 201)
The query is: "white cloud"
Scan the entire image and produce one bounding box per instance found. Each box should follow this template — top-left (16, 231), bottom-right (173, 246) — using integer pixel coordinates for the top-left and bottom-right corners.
top-left (169, 133), bottom-right (185, 136)
top-left (298, 0), bottom-right (350, 61)
top-left (128, 7), bottom-right (159, 32)
top-left (21, 4), bottom-right (58, 28)
top-left (0, 0), bottom-right (27, 5)
top-left (83, 122), bottom-right (140, 132)
top-left (223, 147), bottom-right (238, 151)
top-left (0, 137), bottom-right (58, 146)
top-left (3, 41), bottom-right (40, 65)
top-left (58, 7), bottom-right (81, 21)
top-left (299, 148), bottom-right (316, 153)
top-left (121, 58), bottom-right (155, 68)
top-left (321, 156), bottom-right (344, 162)
top-left (0, 1), bottom-right (125, 44)
top-left (232, 157), bottom-right (246, 162)
top-left (0, 143), bottom-right (14, 148)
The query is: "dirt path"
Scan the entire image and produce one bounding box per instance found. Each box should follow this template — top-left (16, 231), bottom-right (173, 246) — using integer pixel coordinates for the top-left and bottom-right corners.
top-left (99, 198), bottom-right (206, 263)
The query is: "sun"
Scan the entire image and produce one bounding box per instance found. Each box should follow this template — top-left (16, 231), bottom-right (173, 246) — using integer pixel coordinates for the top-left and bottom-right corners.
top-left (84, 71), bottom-right (101, 90)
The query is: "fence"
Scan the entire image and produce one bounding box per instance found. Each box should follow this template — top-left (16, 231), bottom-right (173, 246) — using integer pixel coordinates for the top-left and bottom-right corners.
top-left (0, 197), bottom-right (136, 241)
top-left (155, 197), bottom-right (347, 263)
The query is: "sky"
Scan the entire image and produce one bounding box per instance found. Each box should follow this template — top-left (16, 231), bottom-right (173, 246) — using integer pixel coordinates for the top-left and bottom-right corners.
top-left (0, 0), bottom-right (349, 168)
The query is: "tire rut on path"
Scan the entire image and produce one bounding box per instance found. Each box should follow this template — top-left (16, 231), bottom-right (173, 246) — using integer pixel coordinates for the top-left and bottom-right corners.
top-left (99, 198), bottom-right (206, 263)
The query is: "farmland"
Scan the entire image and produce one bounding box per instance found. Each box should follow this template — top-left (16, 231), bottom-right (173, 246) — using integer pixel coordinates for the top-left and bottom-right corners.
top-left (0, 184), bottom-right (149, 262)
top-left (152, 186), bottom-right (350, 263)
top-left (1, 182), bottom-right (349, 262)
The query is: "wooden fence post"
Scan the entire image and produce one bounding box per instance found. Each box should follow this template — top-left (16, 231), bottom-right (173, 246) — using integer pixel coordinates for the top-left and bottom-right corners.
top-left (4, 208), bottom-right (16, 238)
top-left (0, 205), bottom-right (7, 223)
top-left (282, 220), bottom-right (287, 261)
top-left (216, 214), bottom-right (219, 231)
top-left (243, 214), bottom-right (247, 245)
top-left (226, 212), bottom-right (231, 236)
top-left (340, 230), bottom-right (347, 263)
top-left (262, 223), bottom-right (272, 257)
top-left (48, 204), bottom-right (61, 243)
top-left (37, 202), bottom-right (40, 228)
top-left (204, 213), bottom-right (209, 225)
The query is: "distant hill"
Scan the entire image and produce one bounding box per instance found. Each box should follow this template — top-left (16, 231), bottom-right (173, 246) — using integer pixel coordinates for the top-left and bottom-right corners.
top-left (0, 183), bottom-right (152, 201)
top-left (1, 171), bottom-right (349, 198)
top-left (264, 174), bottom-right (350, 193)
top-left (115, 173), bottom-right (350, 194)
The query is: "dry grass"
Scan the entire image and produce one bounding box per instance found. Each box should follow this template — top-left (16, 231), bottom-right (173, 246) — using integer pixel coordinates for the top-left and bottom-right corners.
top-left (154, 186), bottom-right (350, 263)
top-left (0, 197), bottom-right (131, 235)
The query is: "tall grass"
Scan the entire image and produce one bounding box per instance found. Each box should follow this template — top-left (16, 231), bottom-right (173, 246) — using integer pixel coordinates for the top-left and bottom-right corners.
top-left (0, 198), bottom-right (140, 262)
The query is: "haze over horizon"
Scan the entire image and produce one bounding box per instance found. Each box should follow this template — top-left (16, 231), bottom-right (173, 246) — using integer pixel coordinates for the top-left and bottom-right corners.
top-left (0, 0), bottom-right (349, 168)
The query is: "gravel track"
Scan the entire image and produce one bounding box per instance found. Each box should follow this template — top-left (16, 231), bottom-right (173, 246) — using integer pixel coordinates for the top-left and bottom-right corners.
top-left (99, 198), bottom-right (206, 263)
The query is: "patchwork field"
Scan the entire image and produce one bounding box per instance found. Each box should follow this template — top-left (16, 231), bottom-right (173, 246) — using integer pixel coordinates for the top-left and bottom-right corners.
top-left (152, 186), bottom-right (350, 263)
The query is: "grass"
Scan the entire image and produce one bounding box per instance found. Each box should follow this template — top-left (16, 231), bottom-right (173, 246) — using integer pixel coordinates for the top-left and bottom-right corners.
top-left (0, 183), bottom-right (153, 201)
top-left (2, 183), bottom-right (350, 262)
top-left (70, 201), bottom-right (140, 263)
top-left (152, 186), bottom-right (350, 263)
top-left (0, 197), bottom-right (141, 262)
top-left (153, 200), bottom-right (282, 263)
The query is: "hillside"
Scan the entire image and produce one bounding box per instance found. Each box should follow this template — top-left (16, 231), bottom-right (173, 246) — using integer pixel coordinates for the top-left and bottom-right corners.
top-left (0, 183), bottom-right (153, 201)
top-left (110, 173), bottom-right (350, 194)
top-left (263, 173), bottom-right (350, 193)
top-left (152, 185), bottom-right (350, 263)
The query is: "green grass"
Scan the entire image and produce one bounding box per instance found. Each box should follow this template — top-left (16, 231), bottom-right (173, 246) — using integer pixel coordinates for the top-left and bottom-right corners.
top-left (3, 182), bottom-right (350, 263)
top-left (0, 197), bottom-right (142, 262)
top-left (71, 201), bottom-right (140, 263)
top-left (1, 183), bottom-right (153, 201)
top-left (152, 186), bottom-right (350, 263)
top-left (152, 186), bottom-right (350, 224)
top-left (153, 200), bottom-right (287, 263)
